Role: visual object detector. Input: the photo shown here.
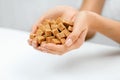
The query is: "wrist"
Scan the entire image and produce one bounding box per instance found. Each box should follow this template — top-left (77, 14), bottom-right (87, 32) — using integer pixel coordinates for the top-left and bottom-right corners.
top-left (77, 11), bottom-right (98, 40)
top-left (84, 11), bottom-right (100, 31)
top-left (77, 11), bottom-right (96, 29)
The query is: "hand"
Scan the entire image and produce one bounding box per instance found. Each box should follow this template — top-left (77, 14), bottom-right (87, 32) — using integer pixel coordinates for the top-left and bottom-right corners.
top-left (38, 11), bottom-right (97, 55)
top-left (28, 6), bottom-right (78, 47)
top-left (28, 6), bottom-right (96, 55)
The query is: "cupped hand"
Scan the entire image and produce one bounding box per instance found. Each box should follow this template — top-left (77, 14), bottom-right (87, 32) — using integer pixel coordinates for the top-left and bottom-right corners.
top-left (28, 6), bottom-right (78, 47)
top-left (28, 6), bottom-right (96, 55)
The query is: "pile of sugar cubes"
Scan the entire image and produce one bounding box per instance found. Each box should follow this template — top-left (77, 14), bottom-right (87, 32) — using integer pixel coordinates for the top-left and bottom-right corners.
top-left (29, 17), bottom-right (73, 45)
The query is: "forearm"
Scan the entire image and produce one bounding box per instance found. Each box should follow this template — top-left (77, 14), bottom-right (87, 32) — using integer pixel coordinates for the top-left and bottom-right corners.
top-left (80, 0), bottom-right (105, 14)
top-left (92, 14), bottom-right (120, 43)
top-left (80, 0), bottom-right (105, 40)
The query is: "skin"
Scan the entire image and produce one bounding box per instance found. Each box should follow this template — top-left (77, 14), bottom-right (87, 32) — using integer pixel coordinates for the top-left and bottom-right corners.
top-left (80, 0), bottom-right (105, 40)
top-left (89, 12), bottom-right (120, 43)
top-left (29, 0), bottom-right (120, 55)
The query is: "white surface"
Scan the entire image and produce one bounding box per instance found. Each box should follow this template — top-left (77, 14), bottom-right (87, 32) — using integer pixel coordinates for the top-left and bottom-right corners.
top-left (88, 33), bottom-right (120, 47)
top-left (0, 28), bottom-right (120, 80)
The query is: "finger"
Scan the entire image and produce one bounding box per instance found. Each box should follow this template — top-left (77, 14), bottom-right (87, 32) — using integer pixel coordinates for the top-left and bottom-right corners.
top-left (71, 15), bottom-right (76, 22)
top-left (37, 46), bottom-right (62, 55)
top-left (68, 29), bottom-right (88, 51)
top-left (32, 39), bottom-right (38, 48)
top-left (41, 43), bottom-right (67, 55)
top-left (30, 18), bottom-right (44, 34)
top-left (31, 25), bottom-right (38, 34)
top-left (37, 47), bottom-right (48, 53)
top-left (41, 43), bottom-right (66, 53)
top-left (28, 39), bottom-right (32, 45)
top-left (61, 8), bottom-right (78, 23)
top-left (65, 14), bottom-right (88, 47)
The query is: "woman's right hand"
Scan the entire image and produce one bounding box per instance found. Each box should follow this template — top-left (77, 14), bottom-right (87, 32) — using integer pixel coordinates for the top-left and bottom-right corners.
top-left (28, 6), bottom-right (79, 48)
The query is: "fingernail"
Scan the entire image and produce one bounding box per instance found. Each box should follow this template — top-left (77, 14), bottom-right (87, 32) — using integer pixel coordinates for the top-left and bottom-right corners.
top-left (65, 39), bottom-right (72, 47)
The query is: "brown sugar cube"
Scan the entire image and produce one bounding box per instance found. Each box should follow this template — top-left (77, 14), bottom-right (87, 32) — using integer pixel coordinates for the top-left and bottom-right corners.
top-left (45, 24), bottom-right (51, 29)
top-left (49, 20), bottom-right (56, 25)
top-left (56, 17), bottom-right (73, 26)
top-left (51, 24), bottom-right (58, 30)
top-left (43, 34), bottom-right (46, 37)
top-left (56, 17), bottom-right (63, 24)
top-left (45, 29), bottom-right (52, 37)
top-left (36, 29), bottom-right (44, 36)
top-left (68, 26), bottom-right (73, 32)
top-left (62, 20), bottom-right (73, 27)
top-left (60, 38), bottom-right (66, 44)
top-left (61, 30), bottom-right (66, 37)
top-left (46, 36), bottom-right (55, 43)
top-left (63, 29), bottom-right (70, 37)
top-left (30, 34), bottom-right (36, 39)
top-left (52, 39), bottom-right (61, 44)
top-left (58, 23), bottom-right (66, 31)
top-left (52, 28), bottom-right (59, 36)
top-left (38, 25), bottom-right (45, 32)
top-left (42, 19), bottom-right (51, 25)
top-left (56, 32), bottom-right (66, 39)
top-left (36, 36), bottom-right (45, 44)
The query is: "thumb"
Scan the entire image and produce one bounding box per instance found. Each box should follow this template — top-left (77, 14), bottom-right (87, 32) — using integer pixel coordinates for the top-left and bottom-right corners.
top-left (65, 30), bottom-right (80, 47)
top-left (65, 16), bottom-right (87, 47)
